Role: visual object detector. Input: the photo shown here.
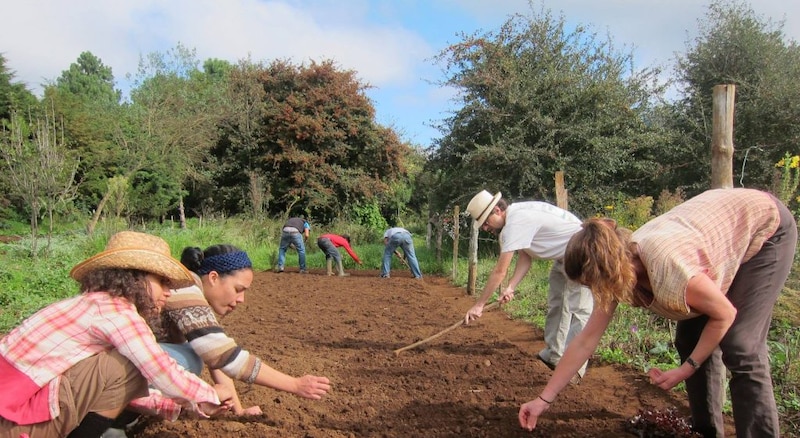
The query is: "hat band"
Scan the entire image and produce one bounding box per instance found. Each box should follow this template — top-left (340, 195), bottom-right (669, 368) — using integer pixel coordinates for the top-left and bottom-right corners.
top-left (477, 202), bottom-right (495, 222)
top-left (196, 251), bottom-right (253, 275)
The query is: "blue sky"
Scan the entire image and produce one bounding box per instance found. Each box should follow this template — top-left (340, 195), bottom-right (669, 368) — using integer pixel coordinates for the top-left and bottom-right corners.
top-left (2, 0), bottom-right (799, 148)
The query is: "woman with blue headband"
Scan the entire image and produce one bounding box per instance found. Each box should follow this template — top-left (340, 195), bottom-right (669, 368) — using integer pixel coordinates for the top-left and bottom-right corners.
top-left (113, 244), bottom-right (330, 432)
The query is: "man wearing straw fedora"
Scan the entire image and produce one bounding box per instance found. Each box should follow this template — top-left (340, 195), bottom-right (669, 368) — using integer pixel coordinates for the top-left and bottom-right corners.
top-left (0, 231), bottom-right (233, 438)
top-left (464, 190), bottom-right (593, 384)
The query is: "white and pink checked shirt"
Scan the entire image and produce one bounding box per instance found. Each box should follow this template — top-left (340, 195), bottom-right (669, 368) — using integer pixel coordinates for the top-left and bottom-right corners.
top-left (0, 292), bottom-right (219, 425)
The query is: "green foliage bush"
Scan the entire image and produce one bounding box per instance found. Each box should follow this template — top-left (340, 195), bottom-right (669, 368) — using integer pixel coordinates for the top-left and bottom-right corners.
top-left (350, 202), bottom-right (389, 233)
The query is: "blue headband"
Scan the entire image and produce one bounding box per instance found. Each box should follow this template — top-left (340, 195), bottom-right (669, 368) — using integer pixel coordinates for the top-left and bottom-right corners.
top-left (196, 251), bottom-right (253, 275)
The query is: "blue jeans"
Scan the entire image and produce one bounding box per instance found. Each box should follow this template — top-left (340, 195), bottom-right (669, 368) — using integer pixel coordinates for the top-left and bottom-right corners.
top-left (160, 342), bottom-right (203, 375)
top-left (317, 237), bottom-right (342, 263)
top-left (381, 231), bottom-right (422, 278)
top-left (277, 231), bottom-right (306, 271)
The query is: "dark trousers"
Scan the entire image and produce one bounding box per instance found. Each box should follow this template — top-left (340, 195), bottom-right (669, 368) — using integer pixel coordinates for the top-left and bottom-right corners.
top-left (675, 199), bottom-right (796, 438)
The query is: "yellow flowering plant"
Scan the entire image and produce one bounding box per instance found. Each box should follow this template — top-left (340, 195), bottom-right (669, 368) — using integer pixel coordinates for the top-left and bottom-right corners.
top-left (775, 152), bottom-right (800, 210)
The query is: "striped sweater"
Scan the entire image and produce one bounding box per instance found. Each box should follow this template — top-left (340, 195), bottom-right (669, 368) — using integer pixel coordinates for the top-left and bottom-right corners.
top-left (149, 277), bottom-right (260, 382)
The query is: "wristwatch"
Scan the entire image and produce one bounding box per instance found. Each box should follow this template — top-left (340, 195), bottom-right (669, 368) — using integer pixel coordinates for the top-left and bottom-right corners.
top-left (685, 357), bottom-right (701, 370)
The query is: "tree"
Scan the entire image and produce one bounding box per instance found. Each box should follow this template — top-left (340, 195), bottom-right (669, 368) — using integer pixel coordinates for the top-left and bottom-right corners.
top-left (213, 57), bottom-right (269, 217)
top-left (0, 54), bottom-right (37, 123)
top-left (674, 0), bottom-right (800, 193)
top-left (0, 104), bottom-right (78, 256)
top-left (0, 54), bottom-right (38, 220)
top-left (124, 44), bottom-right (226, 226)
top-left (214, 59), bottom-right (415, 223)
top-left (55, 51), bottom-right (121, 104)
top-left (47, 51), bottom-right (123, 229)
top-left (428, 5), bottom-right (670, 217)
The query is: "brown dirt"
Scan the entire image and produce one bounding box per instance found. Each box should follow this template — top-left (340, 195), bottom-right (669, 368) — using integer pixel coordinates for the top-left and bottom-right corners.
top-left (133, 268), bottom-right (734, 438)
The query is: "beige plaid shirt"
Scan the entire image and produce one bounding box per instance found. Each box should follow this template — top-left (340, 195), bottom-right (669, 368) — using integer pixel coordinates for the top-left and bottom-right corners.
top-left (632, 189), bottom-right (779, 320)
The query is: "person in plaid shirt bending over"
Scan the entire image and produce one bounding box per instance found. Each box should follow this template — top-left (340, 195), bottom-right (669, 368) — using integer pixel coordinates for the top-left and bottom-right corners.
top-left (0, 231), bottom-right (233, 438)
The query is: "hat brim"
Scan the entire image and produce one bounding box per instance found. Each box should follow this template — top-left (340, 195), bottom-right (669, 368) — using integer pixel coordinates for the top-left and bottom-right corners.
top-left (70, 248), bottom-right (195, 289)
top-left (475, 192), bottom-right (502, 228)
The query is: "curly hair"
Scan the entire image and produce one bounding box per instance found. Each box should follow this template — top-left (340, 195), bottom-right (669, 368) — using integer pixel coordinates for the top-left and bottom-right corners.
top-left (78, 268), bottom-right (158, 318)
top-left (563, 218), bottom-right (636, 312)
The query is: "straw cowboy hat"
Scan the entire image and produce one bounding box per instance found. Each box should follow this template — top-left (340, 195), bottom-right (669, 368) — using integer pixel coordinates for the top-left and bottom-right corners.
top-left (70, 231), bottom-right (194, 288)
top-left (466, 190), bottom-right (502, 228)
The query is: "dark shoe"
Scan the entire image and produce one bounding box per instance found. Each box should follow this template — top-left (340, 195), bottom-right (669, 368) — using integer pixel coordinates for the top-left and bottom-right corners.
top-left (299, 269), bottom-right (308, 274)
top-left (537, 353), bottom-right (556, 371)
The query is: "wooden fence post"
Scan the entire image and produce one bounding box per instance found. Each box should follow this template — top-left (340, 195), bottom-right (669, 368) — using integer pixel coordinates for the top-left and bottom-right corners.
top-left (451, 206), bottom-right (459, 283)
top-left (468, 219), bottom-right (478, 295)
top-left (711, 84), bottom-right (736, 189)
top-left (555, 171), bottom-right (568, 210)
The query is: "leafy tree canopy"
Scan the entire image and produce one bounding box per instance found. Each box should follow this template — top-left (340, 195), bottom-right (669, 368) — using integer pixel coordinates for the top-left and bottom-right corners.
top-left (428, 5), bottom-right (669, 216)
top-left (214, 59), bottom-right (416, 223)
top-left (675, 0), bottom-right (800, 192)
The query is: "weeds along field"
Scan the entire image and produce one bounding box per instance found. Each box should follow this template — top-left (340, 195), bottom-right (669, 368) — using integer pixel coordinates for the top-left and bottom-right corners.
top-left (1, 220), bottom-right (798, 434)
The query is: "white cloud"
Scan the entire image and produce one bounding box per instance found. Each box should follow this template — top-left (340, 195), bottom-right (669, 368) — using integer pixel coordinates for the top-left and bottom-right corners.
top-left (1, 0), bottom-right (432, 93)
top-left (2, 0), bottom-right (799, 146)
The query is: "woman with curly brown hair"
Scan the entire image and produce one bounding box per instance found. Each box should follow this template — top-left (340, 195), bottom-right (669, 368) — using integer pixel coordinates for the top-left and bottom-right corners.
top-left (0, 231), bottom-right (232, 438)
top-left (518, 188), bottom-right (797, 438)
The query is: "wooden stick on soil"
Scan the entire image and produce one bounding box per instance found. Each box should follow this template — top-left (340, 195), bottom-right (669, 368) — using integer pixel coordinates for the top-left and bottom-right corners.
top-left (393, 301), bottom-right (500, 355)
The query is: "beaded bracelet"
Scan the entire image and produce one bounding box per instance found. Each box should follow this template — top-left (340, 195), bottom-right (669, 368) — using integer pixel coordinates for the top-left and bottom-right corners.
top-left (245, 358), bottom-right (262, 384)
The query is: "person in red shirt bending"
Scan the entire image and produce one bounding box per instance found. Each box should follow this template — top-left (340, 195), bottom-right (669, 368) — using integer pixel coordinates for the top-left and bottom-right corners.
top-left (316, 234), bottom-right (362, 276)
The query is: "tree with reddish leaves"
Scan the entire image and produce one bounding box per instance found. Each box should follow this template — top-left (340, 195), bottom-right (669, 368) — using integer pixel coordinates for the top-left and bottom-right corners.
top-left (216, 59), bottom-right (417, 224)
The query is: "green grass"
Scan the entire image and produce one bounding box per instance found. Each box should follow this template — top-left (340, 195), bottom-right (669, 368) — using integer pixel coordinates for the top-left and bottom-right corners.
top-left (2, 218), bottom-right (800, 434)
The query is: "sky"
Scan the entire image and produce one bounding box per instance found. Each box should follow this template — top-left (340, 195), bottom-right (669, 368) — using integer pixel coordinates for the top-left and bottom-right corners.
top-left (2, 0), bottom-right (799, 148)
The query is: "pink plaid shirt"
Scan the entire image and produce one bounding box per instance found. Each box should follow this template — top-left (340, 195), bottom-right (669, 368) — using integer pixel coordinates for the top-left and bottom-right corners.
top-left (0, 292), bottom-right (219, 424)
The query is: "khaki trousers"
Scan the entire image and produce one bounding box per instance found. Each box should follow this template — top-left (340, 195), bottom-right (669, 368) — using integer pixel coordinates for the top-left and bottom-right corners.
top-left (0, 350), bottom-right (148, 438)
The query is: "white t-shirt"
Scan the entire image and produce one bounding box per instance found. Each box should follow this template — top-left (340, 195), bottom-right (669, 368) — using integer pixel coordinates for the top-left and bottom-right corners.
top-left (499, 202), bottom-right (582, 260)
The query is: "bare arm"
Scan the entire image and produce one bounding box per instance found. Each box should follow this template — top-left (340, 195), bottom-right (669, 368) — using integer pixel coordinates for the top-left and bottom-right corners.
top-left (506, 251), bottom-right (531, 290)
top-left (465, 251), bottom-right (515, 324)
top-left (681, 273), bottom-right (736, 364)
top-left (649, 273), bottom-right (736, 390)
top-left (254, 362), bottom-right (331, 400)
top-left (499, 252), bottom-right (532, 302)
top-left (519, 302), bottom-right (617, 431)
top-left (210, 368), bottom-right (262, 415)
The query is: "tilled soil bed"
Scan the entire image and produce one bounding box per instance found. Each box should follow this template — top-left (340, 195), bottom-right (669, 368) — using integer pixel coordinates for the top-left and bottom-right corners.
top-left (133, 269), bottom-right (733, 437)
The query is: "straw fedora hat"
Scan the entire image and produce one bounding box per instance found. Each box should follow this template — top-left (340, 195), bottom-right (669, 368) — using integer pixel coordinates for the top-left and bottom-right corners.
top-left (466, 190), bottom-right (502, 228)
top-left (70, 231), bottom-right (194, 288)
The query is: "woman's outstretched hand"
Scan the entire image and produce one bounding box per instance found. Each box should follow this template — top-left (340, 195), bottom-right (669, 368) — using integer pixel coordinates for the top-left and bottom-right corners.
top-left (518, 397), bottom-right (550, 431)
top-left (294, 375), bottom-right (331, 399)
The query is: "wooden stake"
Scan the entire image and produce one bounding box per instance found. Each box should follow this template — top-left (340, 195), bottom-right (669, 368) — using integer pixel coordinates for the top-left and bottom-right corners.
top-left (393, 301), bottom-right (500, 355)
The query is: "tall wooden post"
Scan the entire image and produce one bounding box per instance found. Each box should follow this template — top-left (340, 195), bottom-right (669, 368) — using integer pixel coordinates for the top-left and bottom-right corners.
top-left (555, 171), bottom-right (568, 210)
top-left (468, 220), bottom-right (479, 295)
top-left (711, 84), bottom-right (736, 189)
top-left (451, 206), bottom-right (459, 283)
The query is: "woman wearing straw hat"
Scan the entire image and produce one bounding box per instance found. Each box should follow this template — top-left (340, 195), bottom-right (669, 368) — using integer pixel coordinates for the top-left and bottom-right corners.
top-left (137, 244), bottom-right (331, 419)
top-left (0, 231), bottom-right (233, 438)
